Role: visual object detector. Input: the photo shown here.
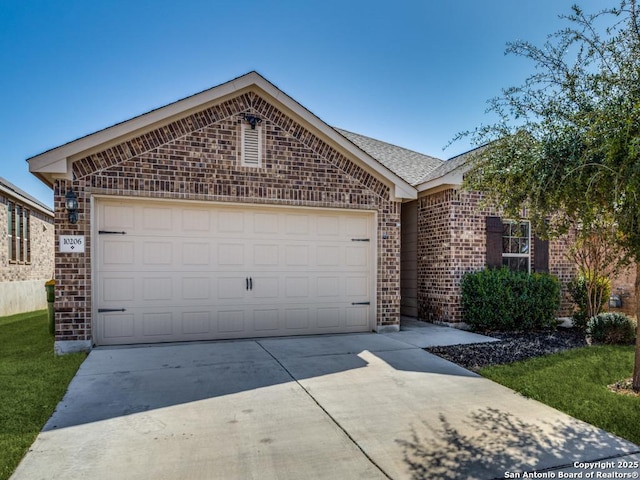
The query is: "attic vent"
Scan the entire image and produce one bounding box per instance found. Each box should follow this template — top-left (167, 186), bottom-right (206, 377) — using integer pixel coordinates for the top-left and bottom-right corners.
top-left (241, 122), bottom-right (262, 167)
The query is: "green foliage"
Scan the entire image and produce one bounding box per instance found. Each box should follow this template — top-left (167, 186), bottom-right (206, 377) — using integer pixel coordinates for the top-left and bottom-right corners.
top-left (458, 2), bottom-right (640, 260)
top-left (461, 268), bottom-right (561, 331)
top-left (587, 312), bottom-right (637, 345)
top-left (0, 311), bottom-right (86, 480)
top-left (567, 273), bottom-right (611, 330)
top-left (480, 345), bottom-right (638, 445)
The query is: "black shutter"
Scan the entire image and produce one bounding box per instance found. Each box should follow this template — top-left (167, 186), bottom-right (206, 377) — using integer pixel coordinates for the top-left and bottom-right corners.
top-left (486, 216), bottom-right (503, 269)
top-left (533, 235), bottom-right (549, 273)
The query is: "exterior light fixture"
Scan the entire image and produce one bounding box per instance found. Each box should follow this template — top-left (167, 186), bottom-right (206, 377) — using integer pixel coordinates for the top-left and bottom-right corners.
top-left (242, 113), bottom-right (262, 129)
top-left (65, 188), bottom-right (79, 224)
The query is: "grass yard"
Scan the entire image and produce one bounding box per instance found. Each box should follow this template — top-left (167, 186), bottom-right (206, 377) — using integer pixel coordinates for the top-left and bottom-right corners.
top-left (0, 310), bottom-right (86, 480)
top-left (480, 345), bottom-right (639, 445)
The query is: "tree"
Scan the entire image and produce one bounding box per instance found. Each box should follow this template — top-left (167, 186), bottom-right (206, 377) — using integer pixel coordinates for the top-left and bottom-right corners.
top-left (458, 1), bottom-right (640, 390)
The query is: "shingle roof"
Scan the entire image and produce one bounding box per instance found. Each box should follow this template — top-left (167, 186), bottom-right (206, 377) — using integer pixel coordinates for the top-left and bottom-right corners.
top-left (334, 128), bottom-right (445, 186)
top-left (0, 176), bottom-right (53, 214)
top-left (416, 145), bottom-right (486, 184)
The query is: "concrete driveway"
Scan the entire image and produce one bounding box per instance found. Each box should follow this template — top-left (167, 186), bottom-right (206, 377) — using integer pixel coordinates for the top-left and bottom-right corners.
top-left (12, 321), bottom-right (640, 479)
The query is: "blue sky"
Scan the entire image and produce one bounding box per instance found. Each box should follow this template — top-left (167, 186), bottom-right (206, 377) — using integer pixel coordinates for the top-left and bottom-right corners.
top-left (1, 0), bottom-right (591, 208)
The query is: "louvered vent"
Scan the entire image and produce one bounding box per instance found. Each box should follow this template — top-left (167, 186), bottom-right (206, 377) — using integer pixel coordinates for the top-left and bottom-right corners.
top-left (241, 123), bottom-right (262, 167)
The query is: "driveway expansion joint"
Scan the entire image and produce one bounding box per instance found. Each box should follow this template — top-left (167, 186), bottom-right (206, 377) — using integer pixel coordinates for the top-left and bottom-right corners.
top-left (256, 340), bottom-right (393, 480)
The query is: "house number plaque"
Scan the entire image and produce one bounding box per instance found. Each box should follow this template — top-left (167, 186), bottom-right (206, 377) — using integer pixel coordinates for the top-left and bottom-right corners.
top-left (59, 235), bottom-right (85, 253)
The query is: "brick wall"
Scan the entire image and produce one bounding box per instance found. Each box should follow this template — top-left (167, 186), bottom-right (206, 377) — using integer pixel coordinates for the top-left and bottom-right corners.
top-left (0, 194), bottom-right (54, 282)
top-left (417, 188), bottom-right (575, 325)
top-left (608, 264), bottom-right (637, 318)
top-left (53, 91), bottom-right (401, 343)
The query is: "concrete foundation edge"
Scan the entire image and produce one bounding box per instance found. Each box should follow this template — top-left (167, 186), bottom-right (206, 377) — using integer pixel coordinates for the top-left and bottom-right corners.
top-left (376, 324), bottom-right (400, 334)
top-left (55, 340), bottom-right (92, 355)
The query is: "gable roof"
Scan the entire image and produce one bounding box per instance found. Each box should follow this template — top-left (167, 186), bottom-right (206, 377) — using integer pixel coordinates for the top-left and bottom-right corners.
top-left (0, 177), bottom-right (53, 216)
top-left (27, 71), bottom-right (417, 200)
top-left (334, 129), bottom-right (444, 186)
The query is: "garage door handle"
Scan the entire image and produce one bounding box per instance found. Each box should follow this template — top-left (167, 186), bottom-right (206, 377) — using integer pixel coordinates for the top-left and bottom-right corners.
top-left (246, 278), bottom-right (249, 290)
top-left (98, 308), bottom-right (126, 313)
top-left (351, 302), bottom-right (370, 305)
top-left (249, 277), bottom-right (253, 290)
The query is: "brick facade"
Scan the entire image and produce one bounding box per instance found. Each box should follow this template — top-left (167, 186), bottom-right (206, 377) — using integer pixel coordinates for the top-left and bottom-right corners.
top-left (416, 188), bottom-right (576, 325)
top-left (52, 91), bottom-right (402, 344)
top-left (1, 192), bottom-right (54, 315)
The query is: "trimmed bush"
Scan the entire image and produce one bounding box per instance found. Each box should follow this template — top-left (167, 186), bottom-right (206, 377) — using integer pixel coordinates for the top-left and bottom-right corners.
top-left (567, 273), bottom-right (611, 330)
top-left (586, 312), bottom-right (637, 345)
top-left (461, 267), bottom-right (561, 332)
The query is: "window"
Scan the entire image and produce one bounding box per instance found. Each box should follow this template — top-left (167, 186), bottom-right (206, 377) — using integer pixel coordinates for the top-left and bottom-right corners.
top-left (7, 202), bottom-right (30, 263)
top-left (502, 220), bottom-right (530, 272)
top-left (7, 202), bottom-right (13, 261)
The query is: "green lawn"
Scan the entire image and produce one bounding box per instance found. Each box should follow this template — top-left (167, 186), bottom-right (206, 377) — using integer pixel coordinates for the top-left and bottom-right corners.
top-left (0, 310), bottom-right (86, 480)
top-left (480, 345), bottom-right (639, 445)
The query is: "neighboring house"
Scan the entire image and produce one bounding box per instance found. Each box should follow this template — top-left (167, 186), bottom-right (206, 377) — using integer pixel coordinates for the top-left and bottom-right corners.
top-left (0, 177), bottom-right (54, 316)
top-left (25, 72), bottom-right (586, 353)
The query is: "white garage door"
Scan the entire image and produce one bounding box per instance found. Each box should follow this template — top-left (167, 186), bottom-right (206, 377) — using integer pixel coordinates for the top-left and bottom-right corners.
top-left (94, 198), bottom-right (375, 345)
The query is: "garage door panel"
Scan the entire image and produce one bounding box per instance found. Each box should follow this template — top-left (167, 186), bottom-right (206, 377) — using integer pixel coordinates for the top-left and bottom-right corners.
top-left (317, 307), bottom-right (341, 328)
top-left (143, 312), bottom-right (173, 336)
top-left (346, 246), bottom-right (368, 267)
top-left (346, 216), bottom-right (369, 237)
top-left (317, 276), bottom-right (340, 297)
top-left (252, 276), bottom-right (279, 298)
top-left (218, 277), bottom-right (246, 299)
top-left (254, 212), bottom-right (280, 234)
top-left (285, 214), bottom-right (309, 235)
top-left (96, 199), bottom-right (375, 345)
top-left (142, 207), bottom-right (173, 231)
top-left (285, 277), bottom-right (308, 298)
top-left (102, 240), bottom-right (134, 265)
top-left (285, 308), bottom-right (309, 329)
top-left (253, 309), bottom-right (279, 331)
top-left (102, 204), bottom-right (135, 230)
top-left (218, 243), bottom-right (244, 266)
top-left (102, 277), bottom-right (135, 302)
top-left (182, 242), bottom-right (210, 266)
top-left (253, 244), bottom-right (279, 266)
top-left (346, 306), bottom-right (369, 327)
top-left (218, 310), bottom-right (246, 333)
top-left (218, 211), bottom-right (245, 233)
top-left (181, 208), bottom-right (211, 232)
top-left (317, 215), bottom-right (340, 236)
top-left (181, 311), bottom-right (211, 335)
top-left (143, 277), bottom-right (172, 301)
top-left (285, 245), bottom-right (309, 266)
top-left (101, 312), bottom-right (135, 339)
top-left (182, 277), bottom-right (211, 300)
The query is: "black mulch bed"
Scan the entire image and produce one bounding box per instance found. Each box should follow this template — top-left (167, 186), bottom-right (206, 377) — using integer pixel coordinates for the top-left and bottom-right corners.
top-left (425, 328), bottom-right (588, 372)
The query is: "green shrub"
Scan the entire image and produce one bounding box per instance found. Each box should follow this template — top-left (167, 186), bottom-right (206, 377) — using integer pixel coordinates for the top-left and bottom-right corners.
top-left (567, 273), bottom-right (611, 330)
top-left (586, 312), bottom-right (637, 345)
top-left (461, 267), bottom-right (561, 332)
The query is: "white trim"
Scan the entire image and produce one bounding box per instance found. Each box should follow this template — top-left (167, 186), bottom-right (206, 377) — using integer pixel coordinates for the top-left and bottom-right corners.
top-left (28, 72), bottom-right (416, 200)
top-left (501, 219), bottom-right (532, 273)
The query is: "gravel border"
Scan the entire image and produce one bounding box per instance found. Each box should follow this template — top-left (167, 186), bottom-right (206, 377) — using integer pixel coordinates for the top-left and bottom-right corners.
top-left (425, 328), bottom-right (588, 371)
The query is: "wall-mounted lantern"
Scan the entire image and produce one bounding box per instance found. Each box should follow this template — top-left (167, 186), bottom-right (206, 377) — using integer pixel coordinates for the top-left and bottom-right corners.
top-left (65, 188), bottom-right (79, 224)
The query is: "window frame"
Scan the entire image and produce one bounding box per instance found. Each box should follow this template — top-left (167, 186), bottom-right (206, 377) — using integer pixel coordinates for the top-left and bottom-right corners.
top-left (501, 219), bottom-right (531, 273)
top-left (7, 202), bottom-right (31, 264)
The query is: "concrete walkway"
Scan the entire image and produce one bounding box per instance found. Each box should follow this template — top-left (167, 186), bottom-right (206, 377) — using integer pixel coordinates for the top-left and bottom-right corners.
top-left (11, 321), bottom-right (639, 479)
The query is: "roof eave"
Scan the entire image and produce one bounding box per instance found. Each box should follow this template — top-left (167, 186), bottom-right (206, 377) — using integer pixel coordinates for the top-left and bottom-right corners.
top-left (28, 71), bottom-right (416, 200)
